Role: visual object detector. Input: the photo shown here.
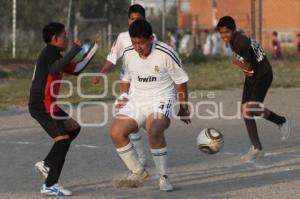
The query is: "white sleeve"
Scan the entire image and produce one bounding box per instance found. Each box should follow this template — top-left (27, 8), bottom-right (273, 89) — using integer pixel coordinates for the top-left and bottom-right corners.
top-left (120, 56), bottom-right (131, 82)
top-left (165, 50), bottom-right (189, 84)
top-left (106, 34), bottom-right (123, 65)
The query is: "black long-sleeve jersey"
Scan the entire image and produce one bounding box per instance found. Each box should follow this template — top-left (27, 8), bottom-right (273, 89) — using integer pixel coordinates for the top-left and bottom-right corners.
top-left (29, 43), bottom-right (98, 112)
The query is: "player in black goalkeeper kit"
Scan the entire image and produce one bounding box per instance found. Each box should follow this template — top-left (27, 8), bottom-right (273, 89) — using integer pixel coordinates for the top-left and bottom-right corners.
top-left (28, 22), bottom-right (98, 196)
top-left (217, 16), bottom-right (291, 162)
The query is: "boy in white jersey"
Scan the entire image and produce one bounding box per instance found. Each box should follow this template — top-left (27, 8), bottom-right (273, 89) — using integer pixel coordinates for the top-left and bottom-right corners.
top-left (93, 4), bottom-right (147, 166)
top-left (111, 20), bottom-right (190, 192)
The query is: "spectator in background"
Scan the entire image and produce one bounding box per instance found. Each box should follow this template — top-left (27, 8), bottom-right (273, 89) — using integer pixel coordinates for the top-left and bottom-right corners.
top-left (203, 29), bottom-right (212, 55)
top-left (167, 30), bottom-right (176, 51)
top-left (179, 32), bottom-right (191, 56)
top-left (211, 28), bottom-right (221, 56)
top-left (297, 33), bottom-right (300, 57)
top-left (271, 31), bottom-right (282, 59)
top-left (223, 42), bottom-right (232, 57)
top-left (174, 29), bottom-right (181, 51)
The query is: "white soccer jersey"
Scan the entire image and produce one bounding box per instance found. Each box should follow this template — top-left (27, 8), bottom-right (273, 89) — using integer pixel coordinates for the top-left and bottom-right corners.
top-left (106, 31), bottom-right (132, 65)
top-left (121, 41), bottom-right (189, 101)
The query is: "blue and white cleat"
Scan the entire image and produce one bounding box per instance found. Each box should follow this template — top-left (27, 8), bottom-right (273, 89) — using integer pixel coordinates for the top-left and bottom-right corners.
top-left (40, 184), bottom-right (72, 196)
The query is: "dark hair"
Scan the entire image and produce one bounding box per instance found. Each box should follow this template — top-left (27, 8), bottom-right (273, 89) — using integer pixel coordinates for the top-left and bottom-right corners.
top-left (128, 4), bottom-right (145, 18)
top-left (42, 22), bottom-right (65, 43)
top-left (129, 19), bottom-right (152, 39)
top-left (272, 31), bottom-right (278, 36)
top-left (217, 16), bottom-right (236, 31)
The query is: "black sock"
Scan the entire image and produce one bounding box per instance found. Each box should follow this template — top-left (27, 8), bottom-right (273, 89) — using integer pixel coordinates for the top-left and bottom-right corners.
top-left (45, 139), bottom-right (71, 187)
top-left (68, 127), bottom-right (81, 141)
top-left (265, 111), bottom-right (286, 125)
top-left (244, 118), bottom-right (262, 150)
top-left (44, 144), bottom-right (56, 168)
top-left (44, 127), bottom-right (80, 168)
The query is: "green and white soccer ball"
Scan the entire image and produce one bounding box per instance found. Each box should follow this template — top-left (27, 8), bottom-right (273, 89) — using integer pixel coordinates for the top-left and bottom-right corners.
top-left (197, 128), bottom-right (224, 154)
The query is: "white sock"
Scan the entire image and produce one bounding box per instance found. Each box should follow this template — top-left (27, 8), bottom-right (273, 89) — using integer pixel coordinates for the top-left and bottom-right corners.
top-left (116, 142), bottom-right (143, 173)
top-left (129, 132), bottom-right (146, 160)
top-left (151, 147), bottom-right (167, 177)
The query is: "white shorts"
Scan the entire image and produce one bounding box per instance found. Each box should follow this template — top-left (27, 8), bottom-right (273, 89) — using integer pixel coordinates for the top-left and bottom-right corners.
top-left (116, 98), bottom-right (175, 128)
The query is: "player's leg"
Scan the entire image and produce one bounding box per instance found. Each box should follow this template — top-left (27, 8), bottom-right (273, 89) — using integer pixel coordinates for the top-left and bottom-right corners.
top-left (64, 117), bottom-right (81, 141)
top-left (243, 103), bottom-right (290, 141)
top-left (241, 103), bottom-right (262, 150)
top-left (29, 109), bottom-right (53, 177)
top-left (248, 73), bottom-right (290, 141)
top-left (42, 109), bottom-right (80, 171)
top-left (40, 135), bottom-right (72, 196)
top-left (111, 115), bottom-right (148, 186)
top-left (30, 109), bottom-right (74, 196)
top-left (145, 112), bottom-right (173, 191)
top-left (240, 79), bottom-right (264, 161)
top-left (129, 130), bottom-right (147, 166)
top-left (263, 108), bottom-right (290, 141)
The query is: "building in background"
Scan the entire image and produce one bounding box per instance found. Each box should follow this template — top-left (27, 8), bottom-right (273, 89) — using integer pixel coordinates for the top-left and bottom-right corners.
top-left (177, 0), bottom-right (300, 50)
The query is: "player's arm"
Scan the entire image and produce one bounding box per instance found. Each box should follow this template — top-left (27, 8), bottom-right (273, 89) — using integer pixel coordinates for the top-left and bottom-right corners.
top-left (94, 34), bottom-right (122, 84)
top-left (232, 56), bottom-right (252, 71)
top-left (114, 60), bottom-right (131, 109)
top-left (49, 41), bottom-right (82, 75)
top-left (120, 81), bottom-right (130, 93)
top-left (114, 81), bottom-right (131, 109)
top-left (101, 60), bottom-right (115, 74)
top-left (64, 42), bottom-right (99, 76)
top-left (165, 48), bottom-right (190, 124)
top-left (232, 56), bottom-right (254, 77)
top-left (176, 83), bottom-right (191, 124)
top-left (232, 35), bottom-right (254, 77)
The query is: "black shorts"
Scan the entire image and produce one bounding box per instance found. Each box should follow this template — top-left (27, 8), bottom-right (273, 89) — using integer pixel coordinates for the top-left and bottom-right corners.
top-left (29, 106), bottom-right (70, 138)
top-left (242, 71), bottom-right (273, 104)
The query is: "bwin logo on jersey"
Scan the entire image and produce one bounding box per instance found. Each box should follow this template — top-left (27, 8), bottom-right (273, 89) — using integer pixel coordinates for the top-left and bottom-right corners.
top-left (138, 76), bottom-right (157, 82)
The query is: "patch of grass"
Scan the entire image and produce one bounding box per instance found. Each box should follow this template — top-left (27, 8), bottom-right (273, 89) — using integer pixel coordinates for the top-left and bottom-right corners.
top-left (0, 57), bottom-right (299, 109)
top-left (0, 71), bottom-right (10, 78)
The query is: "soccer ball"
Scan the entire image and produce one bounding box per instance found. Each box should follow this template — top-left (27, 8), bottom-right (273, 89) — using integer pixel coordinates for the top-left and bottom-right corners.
top-left (197, 128), bottom-right (224, 154)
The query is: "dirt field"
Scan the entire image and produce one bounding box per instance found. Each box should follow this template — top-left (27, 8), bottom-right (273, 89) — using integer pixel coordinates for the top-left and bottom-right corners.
top-left (0, 88), bottom-right (300, 199)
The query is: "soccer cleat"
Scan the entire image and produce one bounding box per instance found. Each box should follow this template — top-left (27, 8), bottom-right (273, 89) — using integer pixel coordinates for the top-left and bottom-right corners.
top-left (159, 175), bottom-right (173, 192)
top-left (127, 169), bottom-right (149, 182)
top-left (241, 146), bottom-right (264, 162)
top-left (279, 117), bottom-right (291, 142)
top-left (40, 184), bottom-right (72, 196)
top-left (34, 161), bottom-right (49, 179)
top-left (113, 170), bottom-right (149, 188)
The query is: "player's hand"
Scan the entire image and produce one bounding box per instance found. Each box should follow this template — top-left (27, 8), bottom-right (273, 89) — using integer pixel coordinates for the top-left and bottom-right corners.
top-left (93, 75), bottom-right (101, 85)
top-left (74, 40), bottom-right (82, 47)
top-left (243, 69), bottom-right (254, 77)
top-left (114, 93), bottom-right (129, 109)
top-left (93, 33), bottom-right (101, 44)
top-left (177, 105), bottom-right (191, 124)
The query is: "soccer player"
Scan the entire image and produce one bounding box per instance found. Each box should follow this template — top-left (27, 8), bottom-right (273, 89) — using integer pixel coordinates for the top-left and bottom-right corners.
top-left (217, 16), bottom-right (291, 161)
top-left (29, 22), bottom-right (98, 196)
top-left (111, 20), bottom-right (190, 191)
top-left (94, 4), bottom-right (149, 166)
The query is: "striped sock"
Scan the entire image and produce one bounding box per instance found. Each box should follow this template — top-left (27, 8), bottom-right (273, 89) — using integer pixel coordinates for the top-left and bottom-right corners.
top-left (151, 147), bottom-right (167, 177)
top-left (129, 132), bottom-right (146, 161)
top-left (116, 142), bottom-right (143, 173)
